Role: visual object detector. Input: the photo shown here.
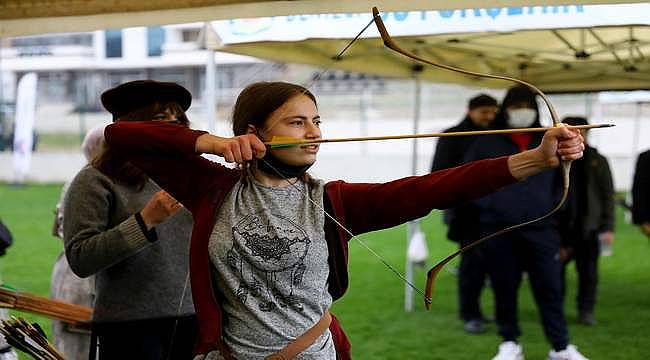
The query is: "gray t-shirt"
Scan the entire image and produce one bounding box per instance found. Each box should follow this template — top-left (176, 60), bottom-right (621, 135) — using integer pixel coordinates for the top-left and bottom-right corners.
top-left (208, 176), bottom-right (336, 359)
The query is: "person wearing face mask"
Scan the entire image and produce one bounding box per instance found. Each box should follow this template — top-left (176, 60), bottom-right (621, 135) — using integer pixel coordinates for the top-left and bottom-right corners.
top-left (431, 94), bottom-right (499, 334)
top-left (463, 85), bottom-right (589, 360)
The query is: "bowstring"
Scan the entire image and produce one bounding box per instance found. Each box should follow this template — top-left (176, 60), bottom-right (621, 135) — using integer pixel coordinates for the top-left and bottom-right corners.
top-left (166, 271), bottom-right (191, 360)
top-left (264, 17), bottom-right (376, 133)
top-left (254, 15), bottom-right (430, 303)
top-left (258, 158), bottom-right (429, 301)
top-left (301, 17), bottom-right (375, 90)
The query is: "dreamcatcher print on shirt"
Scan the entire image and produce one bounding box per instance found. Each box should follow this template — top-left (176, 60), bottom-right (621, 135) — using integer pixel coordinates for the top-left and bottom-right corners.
top-left (228, 212), bottom-right (311, 312)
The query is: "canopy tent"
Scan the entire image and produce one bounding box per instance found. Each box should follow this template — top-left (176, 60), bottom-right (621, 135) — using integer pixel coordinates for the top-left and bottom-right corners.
top-left (0, 0), bottom-right (646, 37)
top-left (210, 3), bottom-right (650, 92)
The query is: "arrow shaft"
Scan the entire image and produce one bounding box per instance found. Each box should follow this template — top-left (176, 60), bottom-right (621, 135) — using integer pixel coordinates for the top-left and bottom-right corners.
top-left (266, 124), bottom-right (612, 147)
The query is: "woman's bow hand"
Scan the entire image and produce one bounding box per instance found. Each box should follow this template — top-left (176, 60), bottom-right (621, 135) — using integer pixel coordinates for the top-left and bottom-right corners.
top-left (508, 126), bottom-right (584, 180)
top-left (539, 125), bottom-right (585, 167)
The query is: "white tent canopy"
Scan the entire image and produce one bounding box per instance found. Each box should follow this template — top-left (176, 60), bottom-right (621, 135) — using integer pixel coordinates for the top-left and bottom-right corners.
top-left (0, 0), bottom-right (646, 37)
top-left (210, 3), bottom-right (650, 92)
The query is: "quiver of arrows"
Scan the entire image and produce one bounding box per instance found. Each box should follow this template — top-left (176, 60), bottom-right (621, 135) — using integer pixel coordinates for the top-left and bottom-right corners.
top-left (0, 316), bottom-right (64, 360)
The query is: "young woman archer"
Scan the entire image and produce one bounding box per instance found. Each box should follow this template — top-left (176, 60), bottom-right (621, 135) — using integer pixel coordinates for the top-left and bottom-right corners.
top-left (104, 81), bottom-right (584, 360)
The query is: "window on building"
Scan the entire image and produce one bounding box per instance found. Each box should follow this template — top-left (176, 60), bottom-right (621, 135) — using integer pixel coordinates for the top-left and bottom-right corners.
top-left (105, 29), bottom-right (122, 58)
top-left (147, 27), bottom-right (165, 57)
top-left (182, 29), bottom-right (200, 43)
top-left (11, 33), bottom-right (92, 47)
top-left (11, 33), bottom-right (93, 57)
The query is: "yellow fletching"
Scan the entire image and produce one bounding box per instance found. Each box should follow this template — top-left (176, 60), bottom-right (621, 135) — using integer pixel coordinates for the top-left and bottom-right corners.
top-left (268, 136), bottom-right (304, 148)
top-left (270, 136), bottom-right (301, 143)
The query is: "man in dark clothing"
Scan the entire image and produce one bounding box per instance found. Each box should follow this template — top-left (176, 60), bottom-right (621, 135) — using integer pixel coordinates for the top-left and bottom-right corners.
top-left (559, 116), bottom-right (615, 326)
top-left (632, 149), bottom-right (650, 239)
top-left (431, 94), bottom-right (498, 334)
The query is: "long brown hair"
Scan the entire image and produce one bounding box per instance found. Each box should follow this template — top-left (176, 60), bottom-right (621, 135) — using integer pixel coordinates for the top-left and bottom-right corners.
top-left (231, 81), bottom-right (317, 137)
top-left (231, 82), bottom-right (318, 183)
top-left (93, 101), bottom-right (189, 189)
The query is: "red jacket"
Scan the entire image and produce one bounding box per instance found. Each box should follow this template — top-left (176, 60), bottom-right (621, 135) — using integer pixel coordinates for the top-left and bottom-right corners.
top-left (105, 121), bottom-right (516, 358)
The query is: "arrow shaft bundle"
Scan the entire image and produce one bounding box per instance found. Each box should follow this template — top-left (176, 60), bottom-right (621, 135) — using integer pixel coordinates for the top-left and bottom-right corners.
top-left (0, 317), bottom-right (64, 360)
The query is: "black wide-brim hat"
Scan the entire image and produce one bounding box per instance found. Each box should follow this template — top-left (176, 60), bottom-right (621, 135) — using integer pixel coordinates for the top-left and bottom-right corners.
top-left (101, 80), bottom-right (192, 120)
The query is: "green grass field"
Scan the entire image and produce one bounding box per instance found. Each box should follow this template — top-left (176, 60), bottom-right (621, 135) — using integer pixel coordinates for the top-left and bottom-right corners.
top-left (0, 183), bottom-right (648, 359)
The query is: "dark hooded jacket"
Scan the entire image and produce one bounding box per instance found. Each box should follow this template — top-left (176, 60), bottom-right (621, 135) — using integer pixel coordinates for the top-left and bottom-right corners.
top-left (463, 85), bottom-right (562, 228)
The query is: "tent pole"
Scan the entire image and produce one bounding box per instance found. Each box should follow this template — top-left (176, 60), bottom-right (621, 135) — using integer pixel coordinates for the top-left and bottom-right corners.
top-left (405, 77), bottom-right (422, 312)
top-left (78, 72), bottom-right (87, 142)
top-left (633, 101), bottom-right (641, 155)
top-left (411, 78), bottom-right (421, 176)
top-left (206, 49), bottom-right (217, 134)
top-left (359, 88), bottom-right (370, 155)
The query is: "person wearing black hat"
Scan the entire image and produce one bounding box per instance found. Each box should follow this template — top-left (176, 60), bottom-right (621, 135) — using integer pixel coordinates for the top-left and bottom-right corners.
top-left (431, 93), bottom-right (498, 334)
top-left (463, 86), bottom-right (589, 360)
top-left (63, 80), bottom-right (196, 359)
top-left (559, 116), bottom-right (614, 327)
top-left (101, 80), bottom-right (192, 122)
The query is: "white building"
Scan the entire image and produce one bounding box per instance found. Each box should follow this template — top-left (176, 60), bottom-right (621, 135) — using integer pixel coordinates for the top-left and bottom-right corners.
top-left (0, 24), bottom-right (277, 110)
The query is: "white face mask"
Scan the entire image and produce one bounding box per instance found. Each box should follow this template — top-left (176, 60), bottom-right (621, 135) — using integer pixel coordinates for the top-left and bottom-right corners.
top-left (506, 108), bottom-right (537, 128)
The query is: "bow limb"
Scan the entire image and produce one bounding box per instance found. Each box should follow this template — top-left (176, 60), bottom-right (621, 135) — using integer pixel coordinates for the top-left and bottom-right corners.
top-left (371, 7), bottom-right (572, 310)
top-left (371, 7), bottom-right (562, 124)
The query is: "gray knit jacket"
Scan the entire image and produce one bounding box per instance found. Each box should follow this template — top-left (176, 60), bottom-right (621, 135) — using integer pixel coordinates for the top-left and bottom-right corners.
top-left (63, 165), bottom-right (194, 322)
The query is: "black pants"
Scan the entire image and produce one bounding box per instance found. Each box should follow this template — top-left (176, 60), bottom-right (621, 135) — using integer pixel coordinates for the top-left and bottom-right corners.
top-left (483, 226), bottom-right (569, 351)
top-left (458, 240), bottom-right (489, 321)
top-left (92, 315), bottom-right (197, 360)
top-left (562, 232), bottom-right (599, 313)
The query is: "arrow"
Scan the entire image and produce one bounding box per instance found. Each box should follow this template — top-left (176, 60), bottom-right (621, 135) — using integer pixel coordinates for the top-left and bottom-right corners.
top-left (265, 124), bottom-right (613, 148)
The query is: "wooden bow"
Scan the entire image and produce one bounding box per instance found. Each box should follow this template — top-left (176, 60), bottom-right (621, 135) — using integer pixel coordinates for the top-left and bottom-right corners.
top-left (371, 6), bottom-right (576, 310)
top-left (259, 7), bottom-right (611, 312)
